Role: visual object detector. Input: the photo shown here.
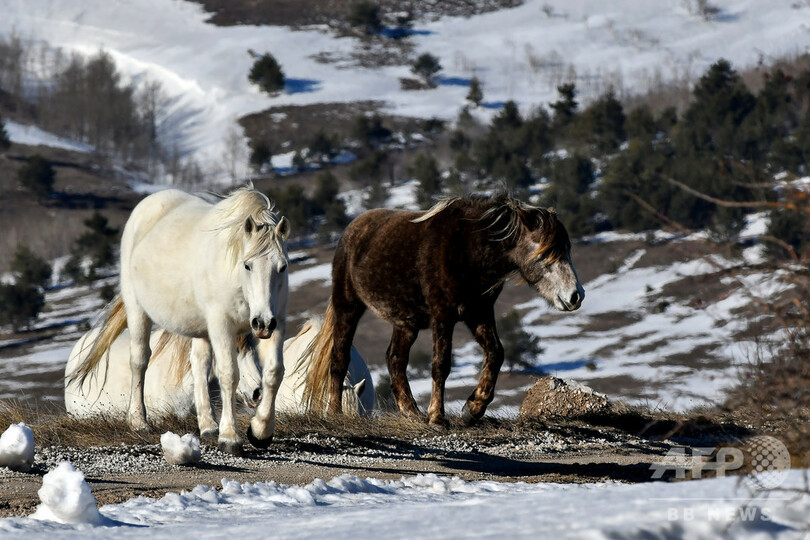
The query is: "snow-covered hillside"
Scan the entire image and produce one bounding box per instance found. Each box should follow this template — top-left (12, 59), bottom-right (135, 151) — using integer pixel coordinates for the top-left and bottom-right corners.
top-left (3, 0), bottom-right (809, 171)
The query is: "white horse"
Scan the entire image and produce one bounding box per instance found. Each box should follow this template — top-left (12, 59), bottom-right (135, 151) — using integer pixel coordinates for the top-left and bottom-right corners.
top-left (64, 320), bottom-right (374, 420)
top-left (66, 187), bottom-right (289, 454)
top-left (277, 318), bottom-right (374, 415)
top-left (65, 328), bottom-right (263, 419)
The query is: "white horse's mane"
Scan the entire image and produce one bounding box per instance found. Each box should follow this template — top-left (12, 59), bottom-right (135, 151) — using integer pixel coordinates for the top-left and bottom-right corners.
top-left (212, 186), bottom-right (283, 267)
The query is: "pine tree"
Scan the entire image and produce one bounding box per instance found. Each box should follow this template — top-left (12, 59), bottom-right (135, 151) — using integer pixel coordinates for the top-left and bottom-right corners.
top-left (249, 140), bottom-right (272, 173)
top-left (10, 245), bottom-right (52, 290)
top-left (497, 310), bottom-right (543, 372)
top-left (0, 114), bottom-right (10, 152)
top-left (411, 53), bottom-right (442, 85)
top-left (18, 155), bottom-right (55, 198)
top-left (348, 1), bottom-right (382, 34)
top-left (411, 153), bottom-right (441, 208)
top-left (248, 53), bottom-right (285, 95)
top-left (550, 82), bottom-right (578, 129)
top-left (466, 76), bottom-right (483, 107)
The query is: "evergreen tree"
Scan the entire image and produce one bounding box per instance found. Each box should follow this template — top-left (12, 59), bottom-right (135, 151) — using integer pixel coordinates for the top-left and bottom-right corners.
top-left (248, 53), bottom-right (285, 95)
top-left (466, 76), bottom-right (483, 107)
top-left (10, 245), bottom-right (52, 289)
top-left (411, 53), bottom-right (442, 85)
top-left (624, 104), bottom-right (657, 142)
top-left (0, 114), bottom-right (10, 152)
top-left (0, 282), bottom-right (45, 331)
top-left (352, 114), bottom-right (391, 149)
top-left (541, 155), bottom-right (597, 237)
top-left (66, 212), bottom-right (119, 283)
top-left (410, 153), bottom-right (441, 208)
top-left (348, 1), bottom-right (382, 34)
top-left (550, 82), bottom-right (578, 129)
top-left (575, 88), bottom-right (626, 153)
top-left (248, 140), bottom-right (272, 173)
top-left (18, 155), bottom-right (55, 198)
top-left (497, 310), bottom-right (543, 371)
top-left (308, 130), bottom-right (338, 163)
top-left (312, 172), bottom-right (341, 215)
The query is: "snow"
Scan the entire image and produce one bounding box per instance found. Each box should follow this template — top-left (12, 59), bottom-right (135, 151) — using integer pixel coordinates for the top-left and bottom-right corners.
top-left (3, 0), bottom-right (809, 171)
top-left (4, 121), bottom-right (95, 154)
top-left (2, 468), bottom-right (807, 538)
top-left (0, 423), bottom-right (35, 472)
top-left (30, 462), bottom-right (106, 526)
top-left (287, 263), bottom-right (332, 289)
top-left (160, 432), bottom-right (201, 466)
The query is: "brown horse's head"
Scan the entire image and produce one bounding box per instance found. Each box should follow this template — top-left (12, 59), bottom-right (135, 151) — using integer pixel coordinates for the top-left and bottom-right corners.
top-left (508, 205), bottom-right (584, 312)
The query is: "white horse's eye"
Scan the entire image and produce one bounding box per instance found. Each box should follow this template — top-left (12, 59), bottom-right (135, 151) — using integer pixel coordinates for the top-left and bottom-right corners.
top-left (244, 263), bottom-right (251, 272)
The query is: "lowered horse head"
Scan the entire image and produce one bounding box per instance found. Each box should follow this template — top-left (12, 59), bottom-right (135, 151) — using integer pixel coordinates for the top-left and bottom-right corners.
top-left (216, 187), bottom-right (290, 339)
top-left (479, 196), bottom-right (584, 311)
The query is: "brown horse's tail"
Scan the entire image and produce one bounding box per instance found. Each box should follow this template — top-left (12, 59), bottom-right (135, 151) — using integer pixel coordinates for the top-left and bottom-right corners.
top-left (301, 300), bottom-right (336, 412)
top-left (67, 295), bottom-right (128, 387)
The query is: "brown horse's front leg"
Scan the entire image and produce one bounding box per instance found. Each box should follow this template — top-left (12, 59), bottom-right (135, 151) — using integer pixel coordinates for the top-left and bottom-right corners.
top-left (386, 324), bottom-right (420, 417)
top-left (427, 318), bottom-right (454, 428)
top-left (328, 306), bottom-right (364, 415)
top-left (462, 310), bottom-right (504, 426)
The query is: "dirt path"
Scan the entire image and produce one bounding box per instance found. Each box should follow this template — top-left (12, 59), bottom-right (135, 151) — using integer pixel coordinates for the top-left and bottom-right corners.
top-left (0, 423), bottom-right (677, 518)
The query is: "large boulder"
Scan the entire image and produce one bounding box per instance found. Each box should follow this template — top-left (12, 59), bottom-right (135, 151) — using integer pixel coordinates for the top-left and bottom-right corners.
top-left (520, 376), bottom-right (610, 419)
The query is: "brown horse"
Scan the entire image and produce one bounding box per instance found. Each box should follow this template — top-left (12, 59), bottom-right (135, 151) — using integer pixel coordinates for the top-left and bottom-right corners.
top-left (302, 193), bottom-right (584, 429)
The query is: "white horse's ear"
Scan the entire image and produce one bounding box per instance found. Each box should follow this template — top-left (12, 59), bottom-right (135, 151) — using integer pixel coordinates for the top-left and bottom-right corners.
top-left (353, 379), bottom-right (366, 396)
top-left (275, 216), bottom-right (290, 241)
top-left (244, 216), bottom-right (255, 234)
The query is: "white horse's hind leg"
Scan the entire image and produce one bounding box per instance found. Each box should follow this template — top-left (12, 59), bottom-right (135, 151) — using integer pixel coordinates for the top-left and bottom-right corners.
top-left (190, 338), bottom-right (218, 440)
top-left (209, 324), bottom-right (242, 455)
top-left (248, 319), bottom-right (285, 448)
top-left (125, 304), bottom-right (153, 432)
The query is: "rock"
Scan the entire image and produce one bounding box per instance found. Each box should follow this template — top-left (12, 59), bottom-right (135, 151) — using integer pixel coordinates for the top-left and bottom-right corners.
top-left (520, 376), bottom-right (611, 419)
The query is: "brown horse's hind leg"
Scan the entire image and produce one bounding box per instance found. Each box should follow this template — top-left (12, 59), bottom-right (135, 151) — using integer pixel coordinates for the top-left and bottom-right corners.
top-left (328, 303), bottom-right (365, 415)
top-left (462, 309), bottom-right (504, 426)
top-left (426, 318), bottom-right (454, 428)
top-left (387, 324), bottom-right (420, 417)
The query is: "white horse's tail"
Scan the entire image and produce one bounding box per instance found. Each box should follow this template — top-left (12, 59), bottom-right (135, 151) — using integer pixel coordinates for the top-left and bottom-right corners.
top-left (67, 295), bottom-right (128, 387)
top-left (301, 300), bottom-right (336, 413)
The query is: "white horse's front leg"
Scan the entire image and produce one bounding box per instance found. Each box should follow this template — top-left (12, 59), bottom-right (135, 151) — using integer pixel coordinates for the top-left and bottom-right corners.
top-left (209, 324), bottom-right (242, 455)
top-left (247, 319), bottom-right (285, 449)
top-left (190, 338), bottom-right (218, 440)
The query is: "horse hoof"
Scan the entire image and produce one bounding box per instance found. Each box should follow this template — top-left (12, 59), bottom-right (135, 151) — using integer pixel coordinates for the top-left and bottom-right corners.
top-left (428, 418), bottom-right (449, 431)
top-left (200, 428), bottom-right (218, 443)
top-left (246, 426), bottom-right (273, 449)
top-left (461, 404), bottom-right (479, 427)
top-left (218, 440), bottom-right (243, 456)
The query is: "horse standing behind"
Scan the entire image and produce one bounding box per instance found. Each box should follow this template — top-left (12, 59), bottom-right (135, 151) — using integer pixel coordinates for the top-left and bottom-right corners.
top-left (65, 328), bottom-right (262, 419)
top-left (64, 319), bottom-right (374, 419)
top-left (304, 194), bottom-right (583, 427)
top-left (67, 187), bottom-right (289, 454)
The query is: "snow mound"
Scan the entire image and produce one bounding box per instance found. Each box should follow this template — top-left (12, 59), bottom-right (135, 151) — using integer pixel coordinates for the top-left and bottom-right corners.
top-left (160, 432), bottom-right (201, 466)
top-left (0, 422), bottom-right (35, 472)
top-left (31, 461), bottom-right (105, 525)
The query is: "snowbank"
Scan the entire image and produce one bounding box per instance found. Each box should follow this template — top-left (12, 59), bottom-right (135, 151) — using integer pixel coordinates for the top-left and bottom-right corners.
top-left (0, 470), bottom-right (807, 537)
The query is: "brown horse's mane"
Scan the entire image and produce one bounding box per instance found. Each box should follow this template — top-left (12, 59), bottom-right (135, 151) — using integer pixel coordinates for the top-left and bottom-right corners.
top-left (413, 193), bottom-right (570, 263)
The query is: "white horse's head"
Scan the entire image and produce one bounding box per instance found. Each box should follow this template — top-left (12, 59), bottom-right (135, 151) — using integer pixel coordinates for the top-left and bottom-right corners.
top-left (236, 336), bottom-right (263, 407)
top-left (218, 188), bottom-right (290, 339)
top-left (340, 379), bottom-right (367, 416)
top-left (506, 204), bottom-right (584, 312)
